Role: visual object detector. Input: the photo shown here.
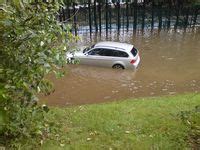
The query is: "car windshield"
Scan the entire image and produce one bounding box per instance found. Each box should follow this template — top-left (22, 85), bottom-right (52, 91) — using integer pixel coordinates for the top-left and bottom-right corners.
top-left (83, 44), bottom-right (95, 53)
top-left (131, 47), bottom-right (138, 56)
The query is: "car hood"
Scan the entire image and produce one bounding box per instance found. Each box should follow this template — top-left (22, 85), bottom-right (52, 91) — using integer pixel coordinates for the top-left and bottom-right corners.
top-left (66, 46), bottom-right (86, 58)
top-left (74, 51), bottom-right (85, 57)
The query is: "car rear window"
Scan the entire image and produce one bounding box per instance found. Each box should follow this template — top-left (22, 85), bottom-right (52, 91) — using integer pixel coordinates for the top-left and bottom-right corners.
top-left (131, 47), bottom-right (138, 56)
top-left (114, 50), bottom-right (129, 57)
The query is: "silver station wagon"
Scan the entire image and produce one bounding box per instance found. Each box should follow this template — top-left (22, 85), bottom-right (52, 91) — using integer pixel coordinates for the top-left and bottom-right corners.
top-left (67, 41), bottom-right (140, 69)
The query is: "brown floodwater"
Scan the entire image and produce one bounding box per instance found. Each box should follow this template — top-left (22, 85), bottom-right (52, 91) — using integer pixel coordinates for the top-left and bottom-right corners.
top-left (41, 29), bottom-right (200, 106)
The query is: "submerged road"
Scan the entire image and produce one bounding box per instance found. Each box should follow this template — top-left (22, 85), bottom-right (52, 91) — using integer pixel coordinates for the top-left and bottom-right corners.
top-left (41, 29), bottom-right (200, 106)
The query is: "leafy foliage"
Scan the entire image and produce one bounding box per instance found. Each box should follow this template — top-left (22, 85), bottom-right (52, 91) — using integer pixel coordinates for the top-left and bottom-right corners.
top-left (0, 0), bottom-right (75, 148)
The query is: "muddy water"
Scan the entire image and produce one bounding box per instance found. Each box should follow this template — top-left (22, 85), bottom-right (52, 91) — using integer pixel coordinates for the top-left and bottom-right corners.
top-left (41, 29), bottom-right (200, 106)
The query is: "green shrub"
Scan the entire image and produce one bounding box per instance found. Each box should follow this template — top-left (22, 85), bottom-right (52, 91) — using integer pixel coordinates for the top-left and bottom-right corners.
top-left (0, 0), bottom-right (75, 148)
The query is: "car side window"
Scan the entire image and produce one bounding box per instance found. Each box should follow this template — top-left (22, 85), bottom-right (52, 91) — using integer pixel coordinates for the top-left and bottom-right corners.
top-left (88, 49), bottom-right (129, 58)
top-left (100, 49), bottom-right (114, 56)
top-left (88, 49), bottom-right (102, 55)
top-left (102, 49), bottom-right (129, 57)
top-left (116, 51), bottom-right (129, 57)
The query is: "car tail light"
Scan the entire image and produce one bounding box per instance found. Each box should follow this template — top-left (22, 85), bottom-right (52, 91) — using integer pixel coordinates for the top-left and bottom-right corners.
top-left (130, 59), bottom-right (136, 64)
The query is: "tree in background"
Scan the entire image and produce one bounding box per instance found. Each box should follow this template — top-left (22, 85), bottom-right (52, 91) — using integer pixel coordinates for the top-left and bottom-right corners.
top-left (0, 0), bottom-right (76, 148)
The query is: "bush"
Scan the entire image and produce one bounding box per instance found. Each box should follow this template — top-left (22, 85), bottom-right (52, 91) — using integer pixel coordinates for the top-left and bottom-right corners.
top-left (0, 0), bottom-right (75, 148)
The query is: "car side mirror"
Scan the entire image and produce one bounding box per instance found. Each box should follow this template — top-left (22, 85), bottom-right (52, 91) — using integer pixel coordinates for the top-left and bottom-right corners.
top-left (85, 53), bottom-right (89, 56)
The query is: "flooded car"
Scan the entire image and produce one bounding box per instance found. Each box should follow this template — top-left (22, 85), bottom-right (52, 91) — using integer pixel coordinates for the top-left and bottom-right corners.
top-left (67, 41), bottom-right (140, 69)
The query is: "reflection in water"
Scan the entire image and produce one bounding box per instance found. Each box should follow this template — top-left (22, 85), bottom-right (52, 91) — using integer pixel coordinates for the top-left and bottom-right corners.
top-left (71, 65), bottom-right (137, 83)
top-left (41, 29), bottom-right (200, 106)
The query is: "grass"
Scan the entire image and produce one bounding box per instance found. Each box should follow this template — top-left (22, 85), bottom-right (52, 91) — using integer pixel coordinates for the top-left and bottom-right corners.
top-left (41, 93), bottom-right (200, 150)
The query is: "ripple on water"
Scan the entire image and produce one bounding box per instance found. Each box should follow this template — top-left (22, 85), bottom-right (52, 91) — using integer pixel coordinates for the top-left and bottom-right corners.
top-left (41, 30), bottom-right (200, 106)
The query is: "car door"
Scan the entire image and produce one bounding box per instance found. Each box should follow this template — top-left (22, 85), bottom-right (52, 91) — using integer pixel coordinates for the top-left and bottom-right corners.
top-left (97, 49), bottom-right (116, 67)
top-left (80, 48), bottom-right (105, 66)
top-left (107, 50), bottom-right (129, 67)
top-left (87, 49), bottom-right (128, 68)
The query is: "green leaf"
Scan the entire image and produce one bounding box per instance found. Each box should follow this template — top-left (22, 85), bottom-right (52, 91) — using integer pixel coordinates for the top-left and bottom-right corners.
top-left (0, 1), bottom-right (76, 147)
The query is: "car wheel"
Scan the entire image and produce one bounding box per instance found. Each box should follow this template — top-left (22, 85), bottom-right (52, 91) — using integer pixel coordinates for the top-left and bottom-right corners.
top-left (112, 64), bottom-right (124, 69)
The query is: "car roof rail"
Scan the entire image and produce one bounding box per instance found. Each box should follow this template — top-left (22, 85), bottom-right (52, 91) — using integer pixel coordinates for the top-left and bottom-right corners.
top-left (94, 45), bottom-right (126, 51)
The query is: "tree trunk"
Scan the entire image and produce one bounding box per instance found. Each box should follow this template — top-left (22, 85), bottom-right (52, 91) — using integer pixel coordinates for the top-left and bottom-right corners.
top-left (158, 4), bottom-right (162, 30)
top-left (117, 2), bottom-right (121, 32)
top-left (151, 0), bottom-right (154, 30)
top-left (142, 0), bottom-right (146, 30)
top-left (106, 0), bottom-right (108, 35)
top-left (98, 0), bottom-right (101, 33)
top-left (192, 8), bottom-right (198, 28)
top-left (88, 0), bottom-right (92, 34)
top-left (184, 7), bottom-right (189, 29)
top-left (167, 0), bottom-right (171, 29)
top-left (73, 2), bottom-right (77, 36)
top-left (133, 0), bottom-right (137, 31)
top-left (126, 0), bottom-right (129, 31)
top-left (94, 0), bottom-right (98, 32)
